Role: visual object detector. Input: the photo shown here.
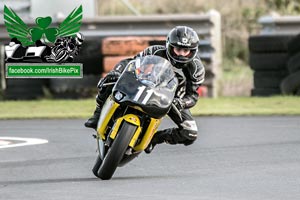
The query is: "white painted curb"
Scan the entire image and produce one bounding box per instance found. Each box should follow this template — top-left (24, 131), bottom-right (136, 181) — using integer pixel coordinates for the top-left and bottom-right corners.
top-left (0, 137), bottom-right (48, 149)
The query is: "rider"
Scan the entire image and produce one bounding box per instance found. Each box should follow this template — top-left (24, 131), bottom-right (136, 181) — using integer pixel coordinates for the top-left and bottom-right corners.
top-left (84, 26), bottom-right (205, 153)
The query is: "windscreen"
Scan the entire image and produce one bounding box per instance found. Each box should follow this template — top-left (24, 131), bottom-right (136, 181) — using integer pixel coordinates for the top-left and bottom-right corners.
top-left (134, 55), bottom-right (175, 87)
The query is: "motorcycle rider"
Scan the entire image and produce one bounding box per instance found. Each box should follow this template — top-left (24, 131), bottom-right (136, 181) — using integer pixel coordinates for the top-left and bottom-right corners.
top-left (85, 26), bottom-right (205, 153)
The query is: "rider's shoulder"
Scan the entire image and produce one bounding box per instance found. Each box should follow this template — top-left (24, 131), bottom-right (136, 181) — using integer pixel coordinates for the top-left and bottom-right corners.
top-left (142, 45), bottom-right (166, 56)
top-left (187, 56), bottom-right (205, 70)
top-left (183, 56), bottom-right (205, 83)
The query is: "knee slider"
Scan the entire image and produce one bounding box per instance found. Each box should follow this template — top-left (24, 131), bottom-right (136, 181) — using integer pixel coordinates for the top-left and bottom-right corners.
top-left (179, 129), bottom-right (197, 146)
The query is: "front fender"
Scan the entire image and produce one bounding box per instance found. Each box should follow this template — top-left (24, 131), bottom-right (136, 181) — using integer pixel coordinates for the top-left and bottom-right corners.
top-left (109, 114), bottom-right (142, 148)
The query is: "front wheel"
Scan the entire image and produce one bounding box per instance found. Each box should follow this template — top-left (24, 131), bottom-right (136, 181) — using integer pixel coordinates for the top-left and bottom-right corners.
top-left (96, 121), bottom-right (137, 180)
top-left (92, 155), bottom-right (102, 178)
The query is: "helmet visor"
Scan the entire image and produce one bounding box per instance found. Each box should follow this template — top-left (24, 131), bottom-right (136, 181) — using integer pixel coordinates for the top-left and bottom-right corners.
top-left (167, 44), bottom-right (197, 63)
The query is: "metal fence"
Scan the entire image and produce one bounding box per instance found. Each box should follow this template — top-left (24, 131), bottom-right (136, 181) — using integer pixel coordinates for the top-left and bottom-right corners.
top-left (259, 14), bottom-right (300, 35)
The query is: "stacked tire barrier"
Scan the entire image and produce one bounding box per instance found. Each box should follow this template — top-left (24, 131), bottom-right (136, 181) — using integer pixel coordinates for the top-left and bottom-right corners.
top-left (248, 35), bottom-right (292, 96)
top-left (281, 34), bottom-right (300, 95)
top-left (252, 14), bottom-right (300, 96)
top-left (49, 75), bottom-right (99, 99)
top-left (4, 79), bottom-right (48, 100)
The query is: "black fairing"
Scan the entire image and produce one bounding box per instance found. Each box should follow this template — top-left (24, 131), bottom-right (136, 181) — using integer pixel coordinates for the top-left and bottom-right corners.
top-left (112, 56), bottom-right (178, 119)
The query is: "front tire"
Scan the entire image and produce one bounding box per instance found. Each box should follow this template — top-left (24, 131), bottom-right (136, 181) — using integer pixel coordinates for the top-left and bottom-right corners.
top-left (92, 156), bottom-right (102, 178)
top-left (97, 121), bottom-right (137, 180)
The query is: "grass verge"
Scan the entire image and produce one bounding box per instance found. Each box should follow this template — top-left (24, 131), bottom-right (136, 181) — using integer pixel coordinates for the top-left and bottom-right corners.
top-left (0, 96), bottom-right (299, 119)
top-left (191, 96), bottom-right (300, 116)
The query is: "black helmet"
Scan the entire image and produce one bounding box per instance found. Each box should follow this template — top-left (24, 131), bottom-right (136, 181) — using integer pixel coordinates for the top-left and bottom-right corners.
top-left (166, 26), bottom-right (199, 65)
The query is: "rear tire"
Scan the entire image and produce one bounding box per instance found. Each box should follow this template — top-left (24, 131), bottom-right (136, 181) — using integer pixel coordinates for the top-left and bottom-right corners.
top-left (97, 121), bottom-right (137, 180)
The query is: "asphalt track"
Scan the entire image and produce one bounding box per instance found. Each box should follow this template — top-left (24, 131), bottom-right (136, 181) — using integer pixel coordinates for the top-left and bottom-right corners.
top-left (0, 116), bottom-right (300, 200)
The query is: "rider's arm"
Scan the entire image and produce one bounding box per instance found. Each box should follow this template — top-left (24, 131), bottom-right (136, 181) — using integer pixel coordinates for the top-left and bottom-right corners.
top-left (97, 58), bottom-right (133, 89)
top-left (181, 56), bottom-right (205, 109)
top-left (136, 45), bottom-right (166, 57)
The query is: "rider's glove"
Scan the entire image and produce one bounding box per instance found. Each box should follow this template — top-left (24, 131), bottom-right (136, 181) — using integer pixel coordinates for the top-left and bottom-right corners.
top-left (105, 70), bottom-right (121, 82)
top-left (97, 71), bottom-right (121, 89)
top-left (173, 98), bottom-right (186, 112)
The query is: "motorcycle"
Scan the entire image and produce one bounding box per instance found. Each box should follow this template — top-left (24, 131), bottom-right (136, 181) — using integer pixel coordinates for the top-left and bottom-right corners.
top-left (92, 55), bottom-right (178, 180)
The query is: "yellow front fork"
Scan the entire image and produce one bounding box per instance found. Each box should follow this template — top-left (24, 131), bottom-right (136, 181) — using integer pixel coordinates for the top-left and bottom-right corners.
top-left (109, 115), bottom-right (161, 151)
top-left (134, 118), bottom-right (161, 151)
top-left (97, 97), bottom-right (120, 140)
top-left (97, 97), bottom-right (162, 151)
top-left (109, 114), bottom-right (142, 148)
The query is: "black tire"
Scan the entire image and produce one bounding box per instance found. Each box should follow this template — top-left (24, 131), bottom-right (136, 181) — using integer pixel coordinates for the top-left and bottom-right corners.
top-left (49, 74), bottom-right (99, 98)
top-left (97, 121), bottom-right (136, 180)
top-left (249, 53), bottom-right (288, 71)
top-left (253, 70), bottom-right (288, 89)
top-left (92, 156), bottom-right (102, 178)
top-left (287, 52), bottom-right (300, 74)
top-left (74, 38), bottom-right (102, 75)
top-left (249, 35), bottom-right (292, 53)
top-left (280, 71), bottom-right (300, 95)
top-left (4, 79), bottom-right (48, 100)
top-left (118, 152), bottom-right (140, 167)
top-left (251, 88), bottom-right (281, 96)
top-left (287, 34), bottom-right (300, 56)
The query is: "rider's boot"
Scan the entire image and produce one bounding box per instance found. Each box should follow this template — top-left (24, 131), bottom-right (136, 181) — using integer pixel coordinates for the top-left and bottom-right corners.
top-left (84, 94), bottom-right (104, 129)
top-left (144, 128), bottom-right (197, 154)
top-left (84, 105), bottom-right (102, 129)
top-left (85, 81), bottom-right (115, 130)
top-left (144, 128), bottom-right (175, 154)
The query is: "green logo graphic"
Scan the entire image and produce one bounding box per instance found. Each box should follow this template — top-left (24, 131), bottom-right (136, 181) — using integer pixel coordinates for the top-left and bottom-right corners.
top-left (4, 5), bottom-right (83, 46)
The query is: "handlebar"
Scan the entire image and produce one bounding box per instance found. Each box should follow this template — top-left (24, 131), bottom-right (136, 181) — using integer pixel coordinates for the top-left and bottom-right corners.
top-left (102, 82), bottom-right (116, 87)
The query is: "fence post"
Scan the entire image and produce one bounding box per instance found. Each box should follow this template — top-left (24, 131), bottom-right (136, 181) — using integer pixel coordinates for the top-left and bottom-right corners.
top-left (0, 45), bottom-right (6, 91)
top-left (207, 9), bottom-right (222, 98)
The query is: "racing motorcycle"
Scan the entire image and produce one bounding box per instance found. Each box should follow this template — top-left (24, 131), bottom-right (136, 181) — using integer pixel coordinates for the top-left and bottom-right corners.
top-left (92, 55), bottom-right (178, 180)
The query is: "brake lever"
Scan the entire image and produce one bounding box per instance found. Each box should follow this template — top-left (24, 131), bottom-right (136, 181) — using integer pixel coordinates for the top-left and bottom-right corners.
top-left (102, 82), bottom-right (116, 87)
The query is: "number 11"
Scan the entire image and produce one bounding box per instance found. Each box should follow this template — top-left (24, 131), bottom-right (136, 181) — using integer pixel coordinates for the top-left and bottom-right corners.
top-left (133, 86), bottom-right (154, 104)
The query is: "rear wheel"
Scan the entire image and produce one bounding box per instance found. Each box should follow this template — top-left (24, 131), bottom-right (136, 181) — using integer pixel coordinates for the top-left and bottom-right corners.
top-left (97, 121), bottom-right (137, 180)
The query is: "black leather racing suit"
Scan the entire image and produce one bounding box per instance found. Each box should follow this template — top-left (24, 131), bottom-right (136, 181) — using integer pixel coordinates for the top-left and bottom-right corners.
top-left (96, 45), bottom-right (205, 146)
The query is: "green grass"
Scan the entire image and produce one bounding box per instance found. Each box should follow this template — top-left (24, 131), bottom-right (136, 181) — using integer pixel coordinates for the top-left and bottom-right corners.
top-left (191, 96), bottom-right (300, 116)
top-left (0, 99), bottom-right (95, 119)
top-left (218, 58), bottom-right (253, 96)
top-left (0, 96), bottom-right (299, 119)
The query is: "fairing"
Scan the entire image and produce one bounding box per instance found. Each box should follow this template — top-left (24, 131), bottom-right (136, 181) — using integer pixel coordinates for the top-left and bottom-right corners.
top-left (112, 55), bottom-right (178, 118)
